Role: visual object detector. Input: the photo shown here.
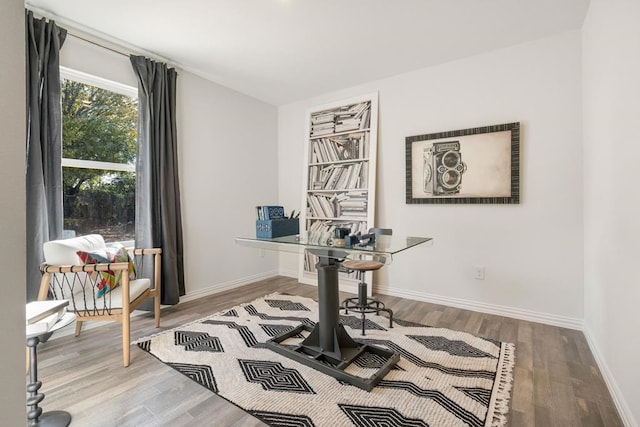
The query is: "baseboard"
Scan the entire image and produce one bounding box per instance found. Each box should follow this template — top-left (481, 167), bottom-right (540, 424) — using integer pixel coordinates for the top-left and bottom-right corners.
top-left (49, 274), bottom-right (579, 339)
top-left (375, 285), bottom-right (584, 330)
top-left (278, 268), bottom-right (298, 278)
top-left (81, 275), bottom-right (581, 331)
top-left (583, 326), bottom-right (637, 427)
top-left (179, 270), bottom-right (280, 303)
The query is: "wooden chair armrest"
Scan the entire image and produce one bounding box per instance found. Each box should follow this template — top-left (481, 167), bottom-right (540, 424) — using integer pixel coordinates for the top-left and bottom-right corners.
top-left (38, 262), bottom-right (130, 302)
top-left (40, 262), bottom-right (130, 274)
top-left (132, 248), bottom-right (162, 256)
top-left (130, 248), bottom-right (161, 295)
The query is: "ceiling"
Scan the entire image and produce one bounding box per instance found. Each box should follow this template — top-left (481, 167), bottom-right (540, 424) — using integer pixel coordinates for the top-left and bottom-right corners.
top-left (26, 0), bottom-right (590, 106)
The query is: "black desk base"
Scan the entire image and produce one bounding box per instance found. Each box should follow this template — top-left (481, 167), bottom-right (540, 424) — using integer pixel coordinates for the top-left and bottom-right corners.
top-left (267, 258), bottom-right (399, 392)
top-left (267, 323), bottom-right (399, 392)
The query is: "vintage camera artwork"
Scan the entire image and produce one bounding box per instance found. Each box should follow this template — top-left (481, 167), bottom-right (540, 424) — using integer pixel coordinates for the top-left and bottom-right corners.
top-left (423, 141), bottom-right (467, 196)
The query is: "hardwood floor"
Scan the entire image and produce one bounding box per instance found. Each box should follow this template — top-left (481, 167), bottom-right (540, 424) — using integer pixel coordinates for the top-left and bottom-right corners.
top-left (34, 276), bottom-right (623, 426)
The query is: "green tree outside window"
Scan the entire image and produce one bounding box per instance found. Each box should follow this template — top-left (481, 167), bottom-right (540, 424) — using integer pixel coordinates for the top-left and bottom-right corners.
top-left (61, 79), bottom-right (138, 242)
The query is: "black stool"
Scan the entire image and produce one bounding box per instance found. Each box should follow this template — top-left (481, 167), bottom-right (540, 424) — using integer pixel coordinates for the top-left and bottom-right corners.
top-left (340, 228), bottom-right (393, 336)
top-left (341, 260), bottom-right (393, 336)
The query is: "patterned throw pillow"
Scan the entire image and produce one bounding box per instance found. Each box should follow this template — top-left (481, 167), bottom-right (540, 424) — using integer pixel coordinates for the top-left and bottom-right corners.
top-left (77, 244), bottom-right (136, 298)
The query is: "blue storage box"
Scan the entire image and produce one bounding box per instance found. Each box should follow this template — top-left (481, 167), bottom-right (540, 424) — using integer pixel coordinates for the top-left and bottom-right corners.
top-left (256, 218), bottom-right (299, 239)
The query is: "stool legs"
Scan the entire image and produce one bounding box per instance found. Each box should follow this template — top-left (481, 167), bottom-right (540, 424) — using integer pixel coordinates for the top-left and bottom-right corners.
top-left (341, 275), bottom-right (394, 336)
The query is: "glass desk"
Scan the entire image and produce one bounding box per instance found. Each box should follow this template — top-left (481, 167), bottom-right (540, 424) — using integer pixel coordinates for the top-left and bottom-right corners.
top-left (236, 232), bottom-right (432, 391)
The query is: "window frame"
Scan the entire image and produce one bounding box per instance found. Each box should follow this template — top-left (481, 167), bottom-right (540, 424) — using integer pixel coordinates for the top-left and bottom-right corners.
top-left (60, 67), bottom-right (138, 246)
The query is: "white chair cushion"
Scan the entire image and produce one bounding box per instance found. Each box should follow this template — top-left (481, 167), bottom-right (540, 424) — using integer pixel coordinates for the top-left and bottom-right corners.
top-left (66, 278), bottom-right (151, 311)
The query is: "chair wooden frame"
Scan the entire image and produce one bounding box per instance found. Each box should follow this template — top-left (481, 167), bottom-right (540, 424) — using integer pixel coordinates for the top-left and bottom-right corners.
top-left (37, 248), bottom-right (162, 367)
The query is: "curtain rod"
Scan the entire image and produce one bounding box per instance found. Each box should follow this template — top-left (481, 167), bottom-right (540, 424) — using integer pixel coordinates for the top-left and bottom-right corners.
top-left (67, 32), bottom-right (130, 58)
top-left (66, 31), bottom-right (177, 68)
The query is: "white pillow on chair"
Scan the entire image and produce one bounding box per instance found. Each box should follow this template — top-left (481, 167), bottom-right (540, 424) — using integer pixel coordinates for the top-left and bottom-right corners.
top-left (43, 234), bottom-right (106, 265)
top-left (42, 234), bottom-right (107, 299)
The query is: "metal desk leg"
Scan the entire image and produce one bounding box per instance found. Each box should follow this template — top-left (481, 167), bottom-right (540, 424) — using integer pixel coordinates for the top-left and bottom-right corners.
top-left (266, 256), bottom-right (399, 391)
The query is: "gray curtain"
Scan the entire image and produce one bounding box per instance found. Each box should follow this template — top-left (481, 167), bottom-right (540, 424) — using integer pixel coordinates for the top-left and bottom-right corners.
top-left (25, 10), bottom-right (67, 302)
top-left (130, 55), bottom-right (185, 305)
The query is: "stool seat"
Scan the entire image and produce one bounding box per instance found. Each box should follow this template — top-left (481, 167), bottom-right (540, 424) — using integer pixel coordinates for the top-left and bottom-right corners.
top-left (341, 260), bottom-right (384, 271)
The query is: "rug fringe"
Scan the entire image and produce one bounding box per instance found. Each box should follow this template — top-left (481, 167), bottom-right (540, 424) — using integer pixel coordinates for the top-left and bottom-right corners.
top-left (132, 291), bottom-right (285, 345)
top-left (487, 342), bottom-right (516, 427)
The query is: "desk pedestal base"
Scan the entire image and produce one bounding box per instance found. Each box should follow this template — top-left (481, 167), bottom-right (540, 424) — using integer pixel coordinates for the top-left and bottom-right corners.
top-left (267, 323), bottom-right (399, 392)
top-left (27, 336), bottom-right (72, 427)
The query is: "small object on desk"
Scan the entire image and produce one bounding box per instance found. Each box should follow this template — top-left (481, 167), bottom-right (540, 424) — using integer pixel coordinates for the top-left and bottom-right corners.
top-left (264, 205), bottom-right (286, 220)
top-left (26, 299), bottom-right (68, 325)
top-left (333, 228), bottom-right (350, 248)
top-left (26, 300), bottom-right (68, 336)
top-left (256, 218), bottom-right (300, 238)
top-left (256, 205), bottom-right (286, 220)
top-left (357, 232), bottom-right (376, 246)
top-left (26, 311), bottom-right (63, 336)
top-left (344, 232), bottom-right (361, 247)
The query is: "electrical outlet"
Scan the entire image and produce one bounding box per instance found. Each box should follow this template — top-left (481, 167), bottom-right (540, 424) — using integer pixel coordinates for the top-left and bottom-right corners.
top-left (474, 265), bottom-right (485, 280)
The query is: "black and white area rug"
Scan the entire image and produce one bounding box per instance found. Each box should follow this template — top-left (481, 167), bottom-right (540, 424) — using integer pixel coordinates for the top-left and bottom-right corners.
top-left (136, 293), bottom-right (515, 426)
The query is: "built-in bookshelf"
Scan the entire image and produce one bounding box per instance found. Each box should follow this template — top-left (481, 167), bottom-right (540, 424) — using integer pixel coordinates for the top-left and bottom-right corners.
top-left (299, 93), bottom-right (379, 292)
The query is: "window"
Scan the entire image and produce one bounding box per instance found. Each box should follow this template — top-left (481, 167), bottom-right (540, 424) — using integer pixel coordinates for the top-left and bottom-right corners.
top-left (60, 67), bottom-right (138, 244)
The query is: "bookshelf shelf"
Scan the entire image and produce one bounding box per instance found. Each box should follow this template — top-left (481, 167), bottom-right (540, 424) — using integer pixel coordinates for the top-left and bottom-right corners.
top-left (307, 188), bottom-right (368, 193)
top-left (306, 216), bottom-right (369, 221)
top-left (299, 93), bottom-right (378, 291)
top-left (309, 128), bottom-right (371, 140)
top-left (309, 159), bottom-right (367, 167)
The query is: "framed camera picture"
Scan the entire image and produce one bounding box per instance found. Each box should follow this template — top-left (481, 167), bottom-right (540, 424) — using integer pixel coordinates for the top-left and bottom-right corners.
top-left (405, 122), bottom-right (520, 204)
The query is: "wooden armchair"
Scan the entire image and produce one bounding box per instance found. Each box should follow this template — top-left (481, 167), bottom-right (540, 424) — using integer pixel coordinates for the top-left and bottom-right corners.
top-left (37, 234), bottom-right (161, 367)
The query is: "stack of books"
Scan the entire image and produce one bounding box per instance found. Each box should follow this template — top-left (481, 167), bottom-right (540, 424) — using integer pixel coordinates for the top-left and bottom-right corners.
top-left (336, 191), bottom-right (368, 218)
top-left (309, 102), bottom-right (371, 138)
top-left (26, 300), bottom-right (69, 336)
top-left (310, 111), bottom-right (336, 137)
top-left (256, 205), bottom-right (286, 221)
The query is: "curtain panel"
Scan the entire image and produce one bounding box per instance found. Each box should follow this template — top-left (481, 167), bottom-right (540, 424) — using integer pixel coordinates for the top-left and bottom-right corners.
top-left (25, 10), bottom-right (67, 301)
top-left (130, 55), bottom-right (185, 305)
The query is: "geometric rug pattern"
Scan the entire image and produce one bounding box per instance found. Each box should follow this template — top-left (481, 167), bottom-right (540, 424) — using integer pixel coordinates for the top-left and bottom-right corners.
top-left (136, 293), bottom-right (515, 426)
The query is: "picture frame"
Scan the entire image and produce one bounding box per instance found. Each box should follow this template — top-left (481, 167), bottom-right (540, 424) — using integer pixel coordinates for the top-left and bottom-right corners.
top-left (405, 122), bottom-right (520, 204)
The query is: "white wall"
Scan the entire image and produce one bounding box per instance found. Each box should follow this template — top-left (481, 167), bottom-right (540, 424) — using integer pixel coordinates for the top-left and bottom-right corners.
top-left (0, 0), bottom-right (26, 423)
top-left (582, 0), bottom-right (640, 425)
top-left (279, 31), bottom-right (584, 325)
top-left (59, 35), bottom-right (280, 300)
top-left (178, 72), bottom-right (279, 298)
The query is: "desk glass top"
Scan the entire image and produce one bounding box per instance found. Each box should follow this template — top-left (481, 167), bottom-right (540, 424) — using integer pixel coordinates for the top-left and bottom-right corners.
top-left (236, 233), bottom-right (432, 259)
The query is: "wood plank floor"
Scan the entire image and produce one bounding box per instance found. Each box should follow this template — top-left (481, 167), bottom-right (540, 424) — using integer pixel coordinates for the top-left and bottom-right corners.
top-left (34, 276), bottom-right (623, 426)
